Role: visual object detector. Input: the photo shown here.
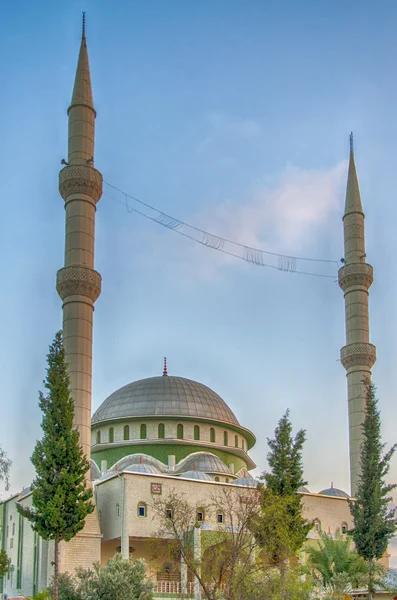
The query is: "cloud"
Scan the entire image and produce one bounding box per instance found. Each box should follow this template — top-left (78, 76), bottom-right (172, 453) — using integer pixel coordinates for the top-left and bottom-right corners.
top-left (168, 160), bottom-right (347, 281)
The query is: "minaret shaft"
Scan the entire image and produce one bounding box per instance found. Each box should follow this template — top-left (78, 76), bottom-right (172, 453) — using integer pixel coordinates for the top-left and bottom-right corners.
top-left (57, 34), bottom-right (102, 462)
top-left (339, 144), bottom-right (376, 497)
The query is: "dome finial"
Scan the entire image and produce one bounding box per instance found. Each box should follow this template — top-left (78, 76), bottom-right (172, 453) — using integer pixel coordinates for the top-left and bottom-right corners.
top-left (163, 357), bottom-right (168, 376)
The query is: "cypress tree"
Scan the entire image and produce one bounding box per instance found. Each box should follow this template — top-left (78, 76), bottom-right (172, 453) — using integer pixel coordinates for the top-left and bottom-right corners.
top-left (17, 331), bottom-right (94, 600)
top-left (349, 381), bottom-right (397, 599)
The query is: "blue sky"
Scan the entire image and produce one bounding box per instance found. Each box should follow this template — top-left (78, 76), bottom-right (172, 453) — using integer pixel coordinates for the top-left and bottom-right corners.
top-left (1, 0), bottom-right (397, 519)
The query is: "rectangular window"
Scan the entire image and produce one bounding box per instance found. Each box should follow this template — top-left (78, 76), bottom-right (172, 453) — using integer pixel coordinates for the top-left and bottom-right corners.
top-left (10, 538), bottom-right (13, 549)
top-left (217, 513), bottom-right (224, 524)
top-left (197, 511), bottom-right (204, 522)
top-left (138, 504), bottom-right (146, 517)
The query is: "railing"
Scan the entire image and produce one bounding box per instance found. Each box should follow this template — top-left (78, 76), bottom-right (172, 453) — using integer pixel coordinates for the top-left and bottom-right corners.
top-left (156, 581), bottom-right (195, 594)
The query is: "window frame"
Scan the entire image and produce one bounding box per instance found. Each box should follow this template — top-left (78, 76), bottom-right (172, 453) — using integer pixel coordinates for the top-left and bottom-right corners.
top-left (140, 423), bottom-right (147, 440)
top-left (109, 427), bottom-right (114, 443)
top-left (158, 423), bottom-right (165, 439)
top-left (138, 502), bottom-right (147, 518)
top-left (210, 427), bottom-right (216, 443)
top-left (123, 425), bottom-right (130, 441)
top-left (194, 425), bottom-right (200, 441)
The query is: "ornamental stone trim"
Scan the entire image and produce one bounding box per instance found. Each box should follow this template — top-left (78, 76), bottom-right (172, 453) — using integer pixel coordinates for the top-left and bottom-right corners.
top-left (59, 165), bottom-right (103, 203)
top-left (340, 343), bottom-right (376, 370)
top-left (56, 265), bottom-right (102, 302)
top-left (338, 263), bottom-right (373, 291)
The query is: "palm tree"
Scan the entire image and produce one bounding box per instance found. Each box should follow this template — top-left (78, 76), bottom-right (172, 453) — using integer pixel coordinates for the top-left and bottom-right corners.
top-left (306, 529), bottom-right (368, 590)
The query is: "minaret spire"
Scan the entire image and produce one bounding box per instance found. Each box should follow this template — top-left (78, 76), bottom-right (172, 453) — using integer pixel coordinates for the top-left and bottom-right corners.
top-left (338, 135), bottom-right (376, 497)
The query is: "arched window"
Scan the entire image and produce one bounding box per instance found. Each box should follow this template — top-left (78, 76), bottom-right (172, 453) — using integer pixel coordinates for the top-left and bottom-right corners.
top-left (313, 519), bottom-right (321, 533)
top-left (341, 522), bottom-right (348, 535)
top-left (197, 508), bottom-right (205, 522)
top-left (138, 502), bottom-right (147, 518)
top-left (140, 424), bottom-right (147, 440)
top-left (123, 425), bottom-right (130, 440)
top-left (235, 434), bottom-right (238, 448)
top-left (214, 476), bottom-right (220, 482)
top-left (242, 439), bottom-right (245, 451)
top-left (210, 428), bottom-right (216, 443)
top-left (224, 431), bottom-right (228, 446)
top-left (158, 423), bottom-right (165, 439)
top-left (177, 424), bottom-right (184, 440)
top-left (96, 430), bottom-right (101, 444)
top-left (225, 477), bottom-right (230, 483)
top-left (194, 425), bottom-right (200, 441)
top-left (116, 503), bottom-right (120, 517)
top-left (109, 427), bottom-right (114, 443)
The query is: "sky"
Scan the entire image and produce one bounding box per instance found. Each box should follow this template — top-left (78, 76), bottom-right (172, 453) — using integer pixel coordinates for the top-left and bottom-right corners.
top-left (1, 0), bottom-right (397, 556)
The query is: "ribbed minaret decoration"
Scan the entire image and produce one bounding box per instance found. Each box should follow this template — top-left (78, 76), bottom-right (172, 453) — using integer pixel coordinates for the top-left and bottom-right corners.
top-left (56, 17), bottom-right (102, 572)
top-left (56, 18), bottom-right (102, 462)
top-left (338, 133), bottom-right (376, 497)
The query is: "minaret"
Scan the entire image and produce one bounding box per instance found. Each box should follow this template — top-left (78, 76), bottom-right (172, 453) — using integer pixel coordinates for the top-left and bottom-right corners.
top-left (56, 17), bottom-right (102, 572)
top-left (338, 134), bottom-right (376, 497)
top-left (56, 15), bottom-right (102, 462)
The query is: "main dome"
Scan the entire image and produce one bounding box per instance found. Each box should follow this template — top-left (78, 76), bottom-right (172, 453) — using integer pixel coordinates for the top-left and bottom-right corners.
top-left (92, 376), bottom-right (239, 426)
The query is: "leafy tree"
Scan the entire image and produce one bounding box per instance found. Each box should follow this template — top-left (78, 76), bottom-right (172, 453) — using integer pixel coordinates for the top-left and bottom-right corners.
top-left (0, 549), bottom-right (9, 579)
top-left (253, 411), bottom-right (311, 599)
top-left (0, 446), bottom-right (11, 491)
top-left (349, 381), bottom-right (397, 599)
top-left (150, 488), bottom-right (261, 600)
top-left (17, 331), bottom-right (94, 600)
top-left (45, 554), bottom-right (152, 600)
top-left (263, 409), bottom-right (307, 495)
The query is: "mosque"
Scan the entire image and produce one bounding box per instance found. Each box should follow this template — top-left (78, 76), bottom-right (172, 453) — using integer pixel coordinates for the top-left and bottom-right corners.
top-left (0, 23), bottom-right (381, 600)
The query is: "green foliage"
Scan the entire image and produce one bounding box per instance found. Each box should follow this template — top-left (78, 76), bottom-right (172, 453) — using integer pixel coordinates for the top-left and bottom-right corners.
top-left (252, 487), bottom-right (311, 565)
top-left (0, 446), bottom-right (11, 490)
top-left (240, 568), bottom-right (313, 600)
top-left (349, 381), bottom-right (397, 593)
top-left (29, 590), bottom-right (51, 600)
top-left (253, 411), bottom-right (311, 568)
top-left (263, 409), bottom-right (307, 496)
top-left (0, 549), bottom-right (8, 579)
top-left (306, 529), bottom-right (368, 590)
top-left (45, 554), bottom-right (153, 600)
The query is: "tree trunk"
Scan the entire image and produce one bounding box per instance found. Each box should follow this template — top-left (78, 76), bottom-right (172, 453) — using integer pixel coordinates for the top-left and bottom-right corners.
top-left (280, 558), bottom-right (287, 600)
top-left (53, 535), bottom-right (59, 600)
top-left (367, 559), bottom-right (373, 600)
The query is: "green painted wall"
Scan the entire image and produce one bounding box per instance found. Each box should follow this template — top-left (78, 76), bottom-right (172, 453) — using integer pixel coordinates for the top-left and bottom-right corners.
top-left (92, 443), bottom-right (247, 474)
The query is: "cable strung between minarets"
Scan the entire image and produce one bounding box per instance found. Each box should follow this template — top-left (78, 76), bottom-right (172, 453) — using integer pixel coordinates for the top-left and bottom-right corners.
top-left (56, 20), bottom-right (102, 463)
top-left (338, 134), bottom-right (376, 497)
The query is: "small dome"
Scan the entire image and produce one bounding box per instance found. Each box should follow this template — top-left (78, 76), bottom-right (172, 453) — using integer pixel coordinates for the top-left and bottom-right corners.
top-left (178, 471), bottom-right (213, 481)
top-left (318, 486), bottom-right (349, 498)
top-left (124, 463), bottom-right (161, 474)
top-left (298, 486), bottom-right (310, 493)
top-left (110, 454), bottom-right (167, 473)
top-left (92, 376), bottom-right (239, 425)
top-left (176, 452), bottom-right (231, 475)
top-left (233, 477), bottom-right (258, 487)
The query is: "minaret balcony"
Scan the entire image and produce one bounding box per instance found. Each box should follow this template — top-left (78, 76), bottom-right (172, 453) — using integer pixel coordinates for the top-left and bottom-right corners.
top-left (340, 342), bottom-right (376, 370)
top-left (338, 263), bottom-right (373, 292)
top-left (57, 265), bottom-right (102, 302)
top-left (59, 164), bottom-right (103, 204)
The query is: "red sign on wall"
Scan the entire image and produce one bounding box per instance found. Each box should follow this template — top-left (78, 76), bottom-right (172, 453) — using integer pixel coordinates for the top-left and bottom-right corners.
top-left (151, 483), bottom-right (162, 495)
